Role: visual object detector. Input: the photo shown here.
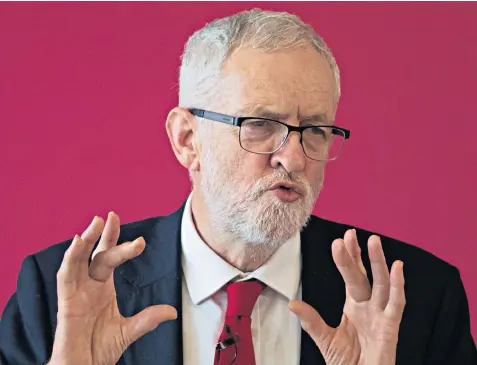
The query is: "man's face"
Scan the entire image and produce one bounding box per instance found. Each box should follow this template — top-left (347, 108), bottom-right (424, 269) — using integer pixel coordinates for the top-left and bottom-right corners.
top-left (197, 45), bottom-right (337, 249)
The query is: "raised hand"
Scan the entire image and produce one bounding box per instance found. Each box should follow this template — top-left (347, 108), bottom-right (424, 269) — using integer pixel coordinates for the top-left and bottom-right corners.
top-left (289, 229), bottom-right (406, 365)
top-left (48, 212), bottom-right (177, 365)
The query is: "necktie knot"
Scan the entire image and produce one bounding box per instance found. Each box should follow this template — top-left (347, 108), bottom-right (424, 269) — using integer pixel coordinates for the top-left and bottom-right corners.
top-left (225, 279), bottom-right (265, 317)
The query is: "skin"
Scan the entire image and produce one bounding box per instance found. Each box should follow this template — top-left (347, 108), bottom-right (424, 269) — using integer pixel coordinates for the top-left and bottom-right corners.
top-left (49, 214), bottom-right (177, 365)
top-left (49, 45), bottom-right (405, 365)
top-left (167, 45), bottom-right (335, 271)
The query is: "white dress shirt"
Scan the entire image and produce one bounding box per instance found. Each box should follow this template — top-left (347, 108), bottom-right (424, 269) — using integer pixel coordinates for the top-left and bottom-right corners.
top-left (181, 194), bottom-right (302, 365)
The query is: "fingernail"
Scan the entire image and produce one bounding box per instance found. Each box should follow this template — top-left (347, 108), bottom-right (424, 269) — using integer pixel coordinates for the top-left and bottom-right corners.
top-left (131, 236), bottom-right (144, 245)
top-left (108, 211), bottom-right (114, 218)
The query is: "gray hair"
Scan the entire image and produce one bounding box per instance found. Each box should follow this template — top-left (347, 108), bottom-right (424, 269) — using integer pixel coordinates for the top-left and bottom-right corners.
top-left (178, 8), bottom-right (341, 110)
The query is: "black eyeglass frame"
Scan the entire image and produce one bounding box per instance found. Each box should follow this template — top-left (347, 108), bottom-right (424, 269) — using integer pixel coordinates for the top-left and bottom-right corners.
top-left (189, 108), bottom-right (351, 161)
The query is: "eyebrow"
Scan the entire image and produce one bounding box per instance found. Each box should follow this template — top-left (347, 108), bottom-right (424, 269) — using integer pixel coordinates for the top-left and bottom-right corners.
top-left (237, 104), bottom-right (331, 125)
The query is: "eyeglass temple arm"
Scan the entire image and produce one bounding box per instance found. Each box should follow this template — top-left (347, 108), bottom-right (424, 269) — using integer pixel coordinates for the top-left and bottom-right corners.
top-left (189, 108), bottom-right (237, 126)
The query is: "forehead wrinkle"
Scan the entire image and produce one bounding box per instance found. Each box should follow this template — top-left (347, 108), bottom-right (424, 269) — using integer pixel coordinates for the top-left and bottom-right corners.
top-left (236, 102), bottom-right (331, 125)
top-left (243, 77), bottom-right (333, 104)
top-left (223, 53), bottom-right (336, 122)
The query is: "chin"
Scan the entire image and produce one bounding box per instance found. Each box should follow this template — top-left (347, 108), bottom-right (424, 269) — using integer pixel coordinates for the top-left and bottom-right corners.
top-left (240, 195), bottom-right (311, 246)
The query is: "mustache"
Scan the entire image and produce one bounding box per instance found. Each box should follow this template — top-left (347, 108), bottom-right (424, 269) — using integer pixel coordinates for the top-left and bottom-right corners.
top-left (249, 169), bottom-right (309, 198)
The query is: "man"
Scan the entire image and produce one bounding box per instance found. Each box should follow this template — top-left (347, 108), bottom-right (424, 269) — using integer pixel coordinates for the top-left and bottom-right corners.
top-left (0, 8), bottom-right (475, 365)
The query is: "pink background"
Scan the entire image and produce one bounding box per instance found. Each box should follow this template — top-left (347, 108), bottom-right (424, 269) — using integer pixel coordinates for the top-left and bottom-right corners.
top-left (0, 2), bottom-right (476, 339)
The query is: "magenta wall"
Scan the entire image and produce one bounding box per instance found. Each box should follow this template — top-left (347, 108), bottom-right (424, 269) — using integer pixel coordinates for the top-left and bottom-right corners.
top-left (0, 2), bottom-right (476, 339)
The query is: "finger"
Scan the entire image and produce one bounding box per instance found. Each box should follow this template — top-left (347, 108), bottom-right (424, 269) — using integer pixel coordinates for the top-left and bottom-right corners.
top-left (81, 216), bottom-right (105, 246)
top-left (369, 235), bottom-right (391, 309)
top-left (122, 304), bottom-right (177, 347)
top-left (344, 229), bottom-right (366, 276)
top-left (384, 261), bottom-right (406, 321)
top-left (88, 237), bottom-right (145, 282)
top-left (80, 216), bottom-right (105, 261)
top-left (91, 212), bottom-right (120, 260)
top-left (289, 300), bottom-right (333, 349)
top-left (332, 239), bottom-right (371, 302)
top-left (57, 235), bottom-right (85, 299)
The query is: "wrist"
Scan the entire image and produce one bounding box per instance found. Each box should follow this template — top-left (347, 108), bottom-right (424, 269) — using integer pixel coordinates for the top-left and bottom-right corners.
top-left (366, 342), bottom-right (397, 365)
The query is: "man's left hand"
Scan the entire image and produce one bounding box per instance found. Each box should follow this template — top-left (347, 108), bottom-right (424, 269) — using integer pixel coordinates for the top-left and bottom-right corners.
top-left (289, 229), bottom-right (406, 365)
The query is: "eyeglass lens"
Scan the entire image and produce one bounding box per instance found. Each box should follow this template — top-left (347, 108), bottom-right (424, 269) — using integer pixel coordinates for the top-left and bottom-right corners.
top-left (239, 119), bottom-right (345, 161)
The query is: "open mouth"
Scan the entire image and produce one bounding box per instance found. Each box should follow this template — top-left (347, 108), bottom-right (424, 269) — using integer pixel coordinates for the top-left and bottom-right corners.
top-left (270, 183), bottom-right (301, 203)
top-left (268, 181), bottom-right (303, 202)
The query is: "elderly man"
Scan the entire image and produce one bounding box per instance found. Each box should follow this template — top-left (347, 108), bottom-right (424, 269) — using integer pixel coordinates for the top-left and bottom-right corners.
top-left (0, 8), bottom-right (475, 365)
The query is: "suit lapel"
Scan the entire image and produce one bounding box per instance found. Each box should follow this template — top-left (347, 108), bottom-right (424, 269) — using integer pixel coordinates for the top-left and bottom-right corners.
top-left (114, 205), bottom-right (186, 365)
top-left (300, 217), bottom-right (347, 365)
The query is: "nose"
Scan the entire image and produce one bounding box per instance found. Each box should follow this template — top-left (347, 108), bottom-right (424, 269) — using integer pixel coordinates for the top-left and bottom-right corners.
top-left (270, 131), bottom-right (306, 173)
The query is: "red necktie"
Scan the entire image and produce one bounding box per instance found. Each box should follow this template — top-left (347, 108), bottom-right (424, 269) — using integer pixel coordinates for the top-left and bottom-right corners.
top-left (214, 280), bottom-right (265, 365)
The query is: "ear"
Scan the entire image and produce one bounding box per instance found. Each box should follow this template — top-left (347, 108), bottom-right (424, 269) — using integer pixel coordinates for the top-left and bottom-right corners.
top-left (165, 107), bottom-right (200, 171)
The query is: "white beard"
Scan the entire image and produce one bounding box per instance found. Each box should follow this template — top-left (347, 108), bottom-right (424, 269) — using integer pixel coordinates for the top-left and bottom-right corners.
top-left (199, 143), bottom-right (320, 251)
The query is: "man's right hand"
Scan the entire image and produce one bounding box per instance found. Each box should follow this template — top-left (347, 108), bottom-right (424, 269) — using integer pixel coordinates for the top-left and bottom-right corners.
top-left (48, 212), bottom-right (177, 365)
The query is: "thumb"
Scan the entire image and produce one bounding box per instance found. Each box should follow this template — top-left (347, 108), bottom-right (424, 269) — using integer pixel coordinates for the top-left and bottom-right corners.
top-left (122, 304), bottom-right (177, 346)
top-left (289, 300), bottom-right (333, 347)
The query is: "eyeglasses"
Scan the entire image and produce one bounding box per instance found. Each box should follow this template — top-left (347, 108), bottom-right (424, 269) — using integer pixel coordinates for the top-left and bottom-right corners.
top-left (189, 108), bottom-right (351, 161)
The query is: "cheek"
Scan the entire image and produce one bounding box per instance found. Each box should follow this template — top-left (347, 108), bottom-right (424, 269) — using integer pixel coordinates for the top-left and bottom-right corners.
top-left (217, 127), bottom-right (269, 174)
top-left (305, 162), bottom-right (326, 186)
top-left (234, 154), bottom-right (272, 186)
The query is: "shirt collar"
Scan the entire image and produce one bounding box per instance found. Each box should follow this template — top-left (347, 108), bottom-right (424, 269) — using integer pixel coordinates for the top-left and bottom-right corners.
top-left (181, 193), bottom-right (301, 305)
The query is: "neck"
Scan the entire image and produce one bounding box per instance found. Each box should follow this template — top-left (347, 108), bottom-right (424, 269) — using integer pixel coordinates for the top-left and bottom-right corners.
top-left (190, 191), bottom-right (278, 272)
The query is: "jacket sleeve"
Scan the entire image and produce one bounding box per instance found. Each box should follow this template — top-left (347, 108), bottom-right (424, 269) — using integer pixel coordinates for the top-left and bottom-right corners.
top-left (424, 266), bottom-right (477, 364)
top-left (0, 255), bottom-right (55, 365)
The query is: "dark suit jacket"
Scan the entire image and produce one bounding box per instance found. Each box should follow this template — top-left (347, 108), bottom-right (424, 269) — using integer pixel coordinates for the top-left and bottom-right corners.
top-left (1, 204), bottom-right (476, 365)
